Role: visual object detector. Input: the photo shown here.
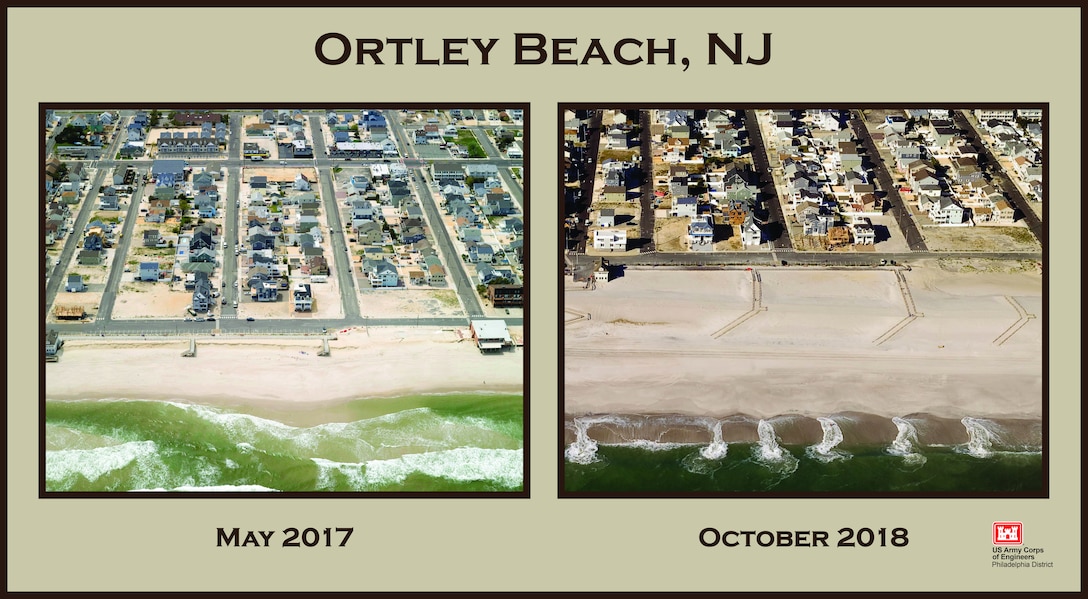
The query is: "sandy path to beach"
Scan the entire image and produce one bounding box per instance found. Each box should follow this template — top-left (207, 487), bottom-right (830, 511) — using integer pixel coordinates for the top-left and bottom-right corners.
top-left (565, 263), bottom-right (1042, 420)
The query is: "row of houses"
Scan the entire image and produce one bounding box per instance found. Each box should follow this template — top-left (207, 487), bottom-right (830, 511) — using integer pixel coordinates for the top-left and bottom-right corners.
top-left (884, 115), bottom-right (1019, 226)
top-left (769, 111), bottom-right (884, 246)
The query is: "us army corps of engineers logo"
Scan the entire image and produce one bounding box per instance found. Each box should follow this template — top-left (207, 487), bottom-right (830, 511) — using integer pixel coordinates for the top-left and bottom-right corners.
top-left (993, 522), bottom-right (1023, 545)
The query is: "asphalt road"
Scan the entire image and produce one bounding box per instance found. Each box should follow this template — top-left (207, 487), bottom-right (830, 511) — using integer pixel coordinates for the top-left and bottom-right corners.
top-left (849, 112), bottom-right (928, 251)
top-left (309, 114), bottom-right (361, 319)
top-left (744, 109), bottom-right (792, 249)
top-left (637, 109), bottom-right (655, 252)
top-left (95, 172), bottom-right (147, 322)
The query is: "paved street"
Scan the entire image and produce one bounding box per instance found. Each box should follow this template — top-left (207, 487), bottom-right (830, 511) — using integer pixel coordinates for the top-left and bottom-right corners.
top-left (744, 109), bottom-right (792, 249)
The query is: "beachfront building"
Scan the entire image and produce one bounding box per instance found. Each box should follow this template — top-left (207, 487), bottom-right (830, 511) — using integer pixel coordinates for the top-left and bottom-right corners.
top-left (687, 215), bottom-right (714, 248)
top-left (593, 229), bottom-right (627, 252)
top-left (469, 319), bottom-right (512, 353)
top-left (45, 330), bottom-right (64, 358)
top-left (292, 283), bottom-right (313, 312)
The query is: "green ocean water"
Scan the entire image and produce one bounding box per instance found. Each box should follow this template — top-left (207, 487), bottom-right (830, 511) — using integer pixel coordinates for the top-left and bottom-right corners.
top-left (564, 443), bottom-right (1043, 494)
top-left (45, 393), bottom-right (523, 493)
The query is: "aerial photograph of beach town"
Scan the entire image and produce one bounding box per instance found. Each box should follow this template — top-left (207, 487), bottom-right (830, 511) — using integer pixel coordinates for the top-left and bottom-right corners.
top-left (562, 106), bottom-right (1044, 494)
top-left (43, 105), bottom-right (526, 493)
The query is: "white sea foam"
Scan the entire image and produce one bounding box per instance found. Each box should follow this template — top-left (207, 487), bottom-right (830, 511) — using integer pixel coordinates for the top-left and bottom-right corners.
top-left (756, 420), bottom-right (785, 461)
top-left (131, 485), bottom-right (280, 492)
top-left (700, 420), bottom-right (728, 460)
top-left (622, 440), bottom-right (687, 451)
top-left (313, 448), bottom-right (523, 489)
top-left (888, 417), bottom-right (926, 466)
top-left (565, 417), bottom-right (600, 464)
top-left (45, 441), bottom-right (166, 486)
top-left (753, 420), bottom-right (799, 476)
top-left (958, 417), bottom-right (1000, 458)
top-left (805, 417), bottom-right (850, 463)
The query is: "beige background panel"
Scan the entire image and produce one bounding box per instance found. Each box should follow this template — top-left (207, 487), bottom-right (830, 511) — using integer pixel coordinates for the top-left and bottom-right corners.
top-left (9, 6), bottom-right (1080, 593)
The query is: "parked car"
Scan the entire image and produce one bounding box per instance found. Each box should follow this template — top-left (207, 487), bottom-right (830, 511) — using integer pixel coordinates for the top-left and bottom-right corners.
top-left (246, 317), bottom-right (255, 322)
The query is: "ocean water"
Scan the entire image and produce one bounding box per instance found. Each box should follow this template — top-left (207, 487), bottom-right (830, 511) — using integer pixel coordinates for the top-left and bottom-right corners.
top-left (563, 414), bottom-right (1043, 494)
top-left (45, 394), bottom-right (524, 493)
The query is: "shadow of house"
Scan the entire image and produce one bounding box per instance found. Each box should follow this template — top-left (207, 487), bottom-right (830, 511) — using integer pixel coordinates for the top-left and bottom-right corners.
top-left (713, 222), bottom-right (734, 242)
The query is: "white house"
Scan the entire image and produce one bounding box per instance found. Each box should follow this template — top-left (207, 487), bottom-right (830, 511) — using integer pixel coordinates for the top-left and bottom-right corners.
top-left (853, 220), bottom-right (876, 245)
top-left (687, 215), bottom-right (714, 247)
top-left (672, 197), bottom-right (698, 218)
top-left (138, 262), bottom-right (160, 282)
top-left (929, 197), bottom-right (965, 225)
top-left (593, 229), bottom-right (627, 251)
top-left (292, 283), bottom-right (313, 311)
top-left (740, 214), bottom-right (762, 247)
top-left (65, 274), bottom-right (86, 292)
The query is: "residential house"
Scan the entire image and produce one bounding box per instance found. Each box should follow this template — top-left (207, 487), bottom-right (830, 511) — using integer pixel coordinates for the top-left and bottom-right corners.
top-left (138, 261), bottom-right (160, 282)
top-left (151, 159), bottom-right (187, 187)
top-left (602, 186), bottom-right (627, 203)
top-left (740, 213), bottom-right (762, 247)
top-left (292, 283), bottom-right (313, 311)
top-left (895, 145), bottom-right (922, 171)
top-left (487, 284), bottom-right (522, 308)
top-left (424, 255), bottom-right (446, 286)
top-left (194, 195), bottom-right (217, 218)
top-left (500, 217), bottom-right (523, 235)
top-left (672, 197), bottom-right (698, 218)
top-left (687, 215), bottom-right (714, 247)
top-left (252, 279), bottom-right (279, 302)
top-left (597, 209), bottom-right (616, 227)
top-left (192, 272), bottom-right (212, 312)
top-left (853, 219), bottom-right (876, 245)
top-left (469, 243), bottom-right (495, 264)
top-left (469, 319), bottom-right (512, 353)
top-left (726, 198), bottom-right (751, 225)
top-left (992, 199), bottom-right (1016, 223)
top-left (356, 221), bottom-right (384, 244)
top-left (948, 157), bottom-right (983, 185)
top-left (928, 197), bottom-right (965, 224)
top-left (364, 259), bottom-right (400, 288)
top-left (142, 230), bottom-right (162, 247)
top-left (593, 229), bottom-right (627, 251)
top-left (189, 247), bottom-right (216, 263)
top-left (45, 330), bottom-right (63, 357)
top-left (99, 188), bottom-right (120, 211)
top-left (65, 274), bottom-right (86, 293)
top-left (459, 227), bottom-right (483, 243)
top-left (307, 255), bottom-right (329, 276)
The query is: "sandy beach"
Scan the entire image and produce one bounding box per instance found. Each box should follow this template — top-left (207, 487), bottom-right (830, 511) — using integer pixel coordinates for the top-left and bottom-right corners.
top-left (47, 326), bottom-right (523, 411)
top-left (564, 260), bottom-right (1043, 425)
